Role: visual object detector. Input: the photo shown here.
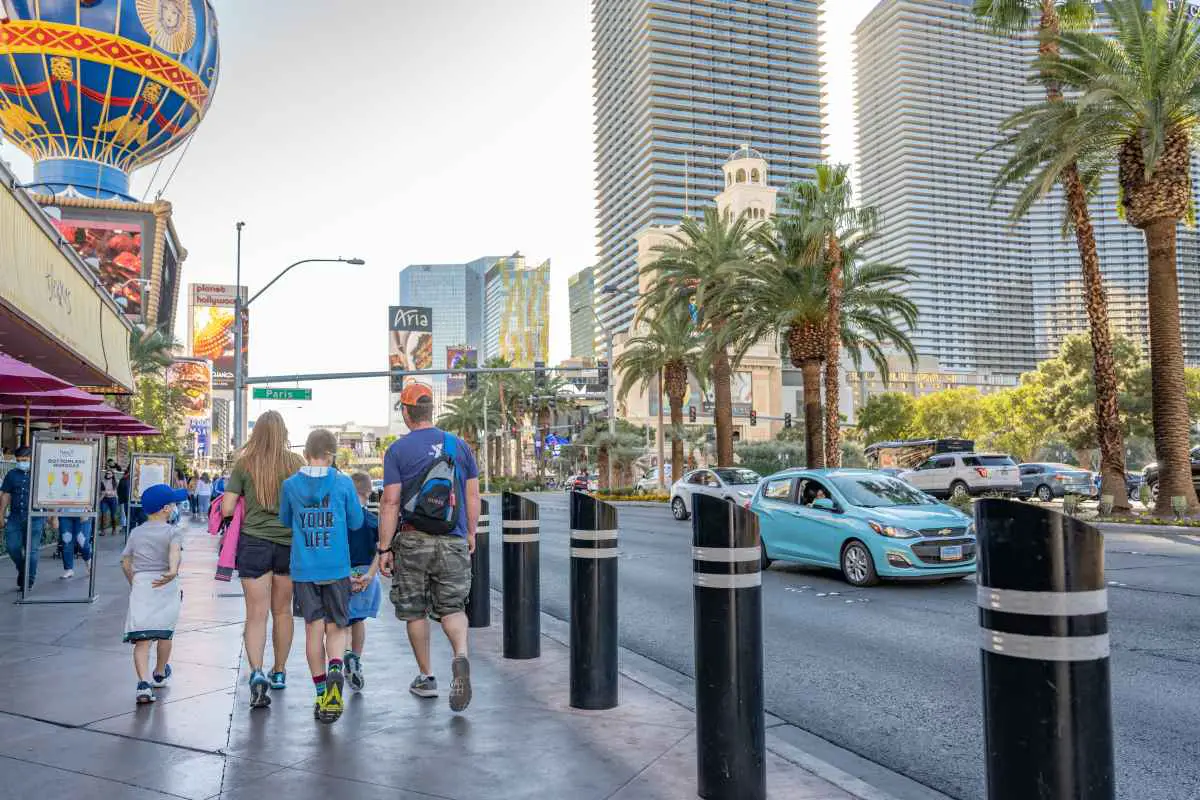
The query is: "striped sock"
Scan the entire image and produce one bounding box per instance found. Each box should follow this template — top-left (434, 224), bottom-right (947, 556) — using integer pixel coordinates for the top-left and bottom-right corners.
top-left (312, 673), bottom-right (327, 696)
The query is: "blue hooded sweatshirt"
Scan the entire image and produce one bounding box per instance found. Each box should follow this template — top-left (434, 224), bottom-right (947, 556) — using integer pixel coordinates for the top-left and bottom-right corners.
top-left (279, 467), bottom-right (364, 583)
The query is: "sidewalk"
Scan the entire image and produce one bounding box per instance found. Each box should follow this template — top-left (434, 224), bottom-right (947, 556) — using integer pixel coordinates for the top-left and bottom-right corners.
top-left (0, 522), bottom-right (862, 799)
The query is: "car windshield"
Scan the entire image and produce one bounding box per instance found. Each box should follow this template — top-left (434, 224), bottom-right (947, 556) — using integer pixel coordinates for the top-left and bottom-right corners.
top-left (831, 475), bottom-right (935, 508)
top-left (714, 468), bottom-right (760, 485)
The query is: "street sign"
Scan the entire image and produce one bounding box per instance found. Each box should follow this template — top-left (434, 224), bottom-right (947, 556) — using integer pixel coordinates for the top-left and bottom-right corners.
top-left (252, 387), bottom-right (312, 401)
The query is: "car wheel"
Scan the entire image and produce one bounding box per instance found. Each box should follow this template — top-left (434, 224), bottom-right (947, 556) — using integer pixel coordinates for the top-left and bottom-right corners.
top-left (950, 481), bottom-right (970, 500)
top-left (840, 540), bottom-right (879, 587)
top-left (1036, 484), bottom-right (1053, 502)
top-left (1150, 481), bottom-right (1159, 500)
top-left (760, 541), bottom-right (773, 570)
top-left (671, 497), bottom-right (689, 521)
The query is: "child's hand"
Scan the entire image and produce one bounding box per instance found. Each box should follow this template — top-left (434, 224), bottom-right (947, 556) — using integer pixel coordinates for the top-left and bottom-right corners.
top-left (349, 575), bottom-right (364, 593)
top-left (153, 570), bottom-right (177, 588)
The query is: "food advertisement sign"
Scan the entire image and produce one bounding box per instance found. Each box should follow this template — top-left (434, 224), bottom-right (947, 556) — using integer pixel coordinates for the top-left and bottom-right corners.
top-left (51, 218), bottom-right (144, 319)
top-left (166, 359), bottom-right (212, 421)
top-left (130, 454), bottom-right (174, 502)
top-left (32, 438), bottom-right (99, 512)
top-left (190, 284), bottom-right (247, 391)
top-left (446, 346), bottom-right (476, 397)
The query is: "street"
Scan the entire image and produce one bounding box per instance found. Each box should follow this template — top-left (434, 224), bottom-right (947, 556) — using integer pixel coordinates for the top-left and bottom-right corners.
top-left (487, 493), bottom-right (1200, 800)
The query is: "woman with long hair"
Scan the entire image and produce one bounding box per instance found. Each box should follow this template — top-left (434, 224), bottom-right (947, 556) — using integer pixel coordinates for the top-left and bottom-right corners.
top-left (222, 411), bottom-right (304, 709)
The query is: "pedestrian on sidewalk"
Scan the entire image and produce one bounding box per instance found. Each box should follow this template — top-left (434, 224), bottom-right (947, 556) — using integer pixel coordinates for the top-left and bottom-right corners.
top-left (1, 447), bottom-right (42, 591)
top-left (279, 429), bottom-right (364, 724)
top-left (57, 515), bottom-right (93, 579)
top-left (99, 463), bottom-right (119, 536)
top-left (345, 472), bottom-right (383, 690)
top-left (121, 483), bottom-right (186, 704)
top-left (118, 466), bottom-right (133, 533)
top-left (378, 382), bottom-right (480, 713)
top-left (223, 411), bottom-right (304, 709)
top-left (185, 472), bottom-right (198, 519)
top-left (196, 473), bottom-right (212, 519)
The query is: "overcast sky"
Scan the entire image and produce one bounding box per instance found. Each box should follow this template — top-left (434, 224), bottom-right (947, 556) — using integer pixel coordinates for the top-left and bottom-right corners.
top-left (1, 0), bottom-right (877, 438)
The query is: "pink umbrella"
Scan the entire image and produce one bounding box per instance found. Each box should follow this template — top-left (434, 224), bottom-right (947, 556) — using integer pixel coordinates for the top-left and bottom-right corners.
top-left (0, 404), bottom-right (125, 418)
top-left (0, 352), bottom-right (72, 393)
top-left (0, 387), bottom-right (106, 407)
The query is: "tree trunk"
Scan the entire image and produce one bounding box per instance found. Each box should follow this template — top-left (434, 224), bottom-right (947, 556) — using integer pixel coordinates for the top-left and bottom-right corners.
top-left (1143, 218), bottom-right (1200, 514)
top-left (824, 238), bottom-right (843, 467)
top-left (711, 349), bottom-right (735, 466)
top-left (668, 391), bottom-right (685, 483)
top-left (598, 445), bottom-right (610, 490)
top-left (801, 359), bottom-right (825, 468)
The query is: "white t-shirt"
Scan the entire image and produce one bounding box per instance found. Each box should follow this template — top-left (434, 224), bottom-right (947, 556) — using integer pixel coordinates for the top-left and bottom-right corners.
top-left (196, 479), bottom-right (212, 496)
top-left (122, 520), bottom-right (183, 574)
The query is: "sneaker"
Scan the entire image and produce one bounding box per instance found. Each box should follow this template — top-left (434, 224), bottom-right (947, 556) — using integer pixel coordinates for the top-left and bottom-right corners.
top-left (269, 670), bottom-right (287, 690)
top-left (136, 682), bottom-right (156, 704)
top-left (449, 655), bottom-right (472, 712)
top-left (59, 569), bottom-right (74, 580)
top-left (151, 664), bottom-right (172, 688)
top-left (319, 668), bottom-right (344, 723)
top-left (346, 654), bottom-right (364, 691)
top-left (313, 694), bottom-right (324, 721)
top-left (248, 670), bottom-right (271, 709)
top-left (409, 674), bottom-right (438, 698)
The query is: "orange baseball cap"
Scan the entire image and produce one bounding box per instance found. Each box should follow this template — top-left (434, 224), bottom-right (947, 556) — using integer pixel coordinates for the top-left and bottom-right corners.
top-left (400, 382), bottom-right (434, 406)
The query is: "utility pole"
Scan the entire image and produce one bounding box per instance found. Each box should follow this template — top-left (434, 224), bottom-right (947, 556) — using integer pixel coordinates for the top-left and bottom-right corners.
top-left (232, 221), bottom-right (244, 450)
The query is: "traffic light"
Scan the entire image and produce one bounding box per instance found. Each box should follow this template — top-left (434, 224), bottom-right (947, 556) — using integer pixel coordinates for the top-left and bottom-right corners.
top-left (784, 412), bottom-right (792, 429)
top-left (534, 360), bottom-right (546, 390)
top-left (466, 371), bottom-right (478, 392)
top-left (750, 409), bottom-right (757, 426)
top-left (597, 359), bottom-right (609, 386)
top-left (688, 405), bottom-right (696, 423)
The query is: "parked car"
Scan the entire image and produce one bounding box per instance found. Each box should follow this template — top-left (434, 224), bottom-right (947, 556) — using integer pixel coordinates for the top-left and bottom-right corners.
top-left (899, 452), bottom-right (1020, 499)
top-left (566, 474), bottom-right (594, 493)
top-left (670, 467), bottom-right (762, 520)
top-left (1142, 446), bottom-right (1200, 499)
top-left (1018, 463), bottom-right (1094, 502)
top-left (636, 466), bottom-right (671, 494)
top-left (751, 469), bottom-right (976, 587)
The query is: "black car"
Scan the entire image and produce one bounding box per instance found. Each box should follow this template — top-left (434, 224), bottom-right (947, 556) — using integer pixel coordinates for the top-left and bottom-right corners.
top-left (1141, 446), bottom-right (1200, 499)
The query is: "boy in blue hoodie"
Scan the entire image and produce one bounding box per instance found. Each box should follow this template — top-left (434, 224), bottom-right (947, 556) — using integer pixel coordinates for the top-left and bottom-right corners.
top-left (279, 429), bottom-right (363, 724)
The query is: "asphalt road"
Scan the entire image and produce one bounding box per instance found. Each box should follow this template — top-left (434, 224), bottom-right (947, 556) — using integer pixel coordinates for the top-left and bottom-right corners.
top-left (485, 493), bottom-right (1200, 800)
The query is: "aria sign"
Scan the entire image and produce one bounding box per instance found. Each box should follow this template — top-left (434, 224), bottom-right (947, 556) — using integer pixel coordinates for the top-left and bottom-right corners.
top-left (389, 306), bottom-right (432, 332)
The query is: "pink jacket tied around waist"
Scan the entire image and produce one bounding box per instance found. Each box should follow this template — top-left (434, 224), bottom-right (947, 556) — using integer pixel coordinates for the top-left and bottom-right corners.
top-left (211, 496), bottom-right (244, 582)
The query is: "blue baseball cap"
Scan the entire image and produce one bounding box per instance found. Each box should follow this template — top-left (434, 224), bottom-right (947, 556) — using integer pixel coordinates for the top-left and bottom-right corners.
top-left (141, 484), bottom-right (188, 515)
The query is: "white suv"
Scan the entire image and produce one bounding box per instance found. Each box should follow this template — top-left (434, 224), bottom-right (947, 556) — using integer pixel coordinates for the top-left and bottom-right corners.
top-left (899, 453), bottom-right (1020, 499)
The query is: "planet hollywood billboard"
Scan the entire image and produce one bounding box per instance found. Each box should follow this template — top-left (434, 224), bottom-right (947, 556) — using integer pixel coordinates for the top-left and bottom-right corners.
top-left (189, 283), bottom-right (247, 391)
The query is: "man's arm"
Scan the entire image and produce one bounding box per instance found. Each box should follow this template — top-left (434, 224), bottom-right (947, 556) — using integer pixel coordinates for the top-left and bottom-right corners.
top-left (377, 483), bottom-right (401, 576)
top-left (464, 477), bottom-right (480, 554)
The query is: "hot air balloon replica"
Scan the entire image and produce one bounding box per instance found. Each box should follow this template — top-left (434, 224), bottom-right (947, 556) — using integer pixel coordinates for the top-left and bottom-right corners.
top-left (0, 0), bottom-right (219, 329)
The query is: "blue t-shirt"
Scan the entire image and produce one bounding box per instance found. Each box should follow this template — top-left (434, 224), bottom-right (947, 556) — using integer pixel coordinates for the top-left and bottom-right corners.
top-left (383, 427), bottom-right (479, 538)
top-left (348, 507), bottom-right (378, 568)
top-left (279, 468), bottom-right (364, 583)
top-left (1, 468), bottom-right (32, 524)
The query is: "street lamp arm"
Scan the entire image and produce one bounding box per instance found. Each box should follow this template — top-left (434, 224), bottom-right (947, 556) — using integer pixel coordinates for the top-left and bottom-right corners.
top-left (246, 258), bottom-right (360, 308)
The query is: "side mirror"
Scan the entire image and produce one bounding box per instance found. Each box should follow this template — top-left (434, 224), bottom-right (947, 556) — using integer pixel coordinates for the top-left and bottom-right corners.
top-left (812, 498), bottom-right (837, 512)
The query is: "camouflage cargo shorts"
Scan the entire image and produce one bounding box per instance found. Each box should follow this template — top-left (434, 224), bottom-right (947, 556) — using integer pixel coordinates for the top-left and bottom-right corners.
top-left (389, 530), bottom-right (472, 621)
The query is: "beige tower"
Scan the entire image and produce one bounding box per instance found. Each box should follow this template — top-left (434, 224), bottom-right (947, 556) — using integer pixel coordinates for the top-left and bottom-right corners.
top-left (715, 145), bottom-right (779, 223)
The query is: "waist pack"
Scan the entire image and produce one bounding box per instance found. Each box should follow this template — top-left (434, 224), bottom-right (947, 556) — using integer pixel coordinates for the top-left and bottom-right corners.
top-left (402, 433), bottom-right (460, 535)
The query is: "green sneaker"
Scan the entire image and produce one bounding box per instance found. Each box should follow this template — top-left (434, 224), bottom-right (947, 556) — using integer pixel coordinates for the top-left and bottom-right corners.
top-left (318, 668), bottom-right (345, 724)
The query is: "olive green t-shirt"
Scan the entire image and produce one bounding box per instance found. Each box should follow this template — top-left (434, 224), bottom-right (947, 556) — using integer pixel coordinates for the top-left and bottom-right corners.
top-left (227, 463), bottom-right (294, 546)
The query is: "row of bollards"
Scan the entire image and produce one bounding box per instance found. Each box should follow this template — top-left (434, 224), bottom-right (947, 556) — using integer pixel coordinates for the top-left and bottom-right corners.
top-left (466, 491), bottom-right (1113, 800)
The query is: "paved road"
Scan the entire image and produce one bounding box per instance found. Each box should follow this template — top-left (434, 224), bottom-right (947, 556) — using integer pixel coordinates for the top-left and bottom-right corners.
top-left (485, 493), bottom-right (1200, 800)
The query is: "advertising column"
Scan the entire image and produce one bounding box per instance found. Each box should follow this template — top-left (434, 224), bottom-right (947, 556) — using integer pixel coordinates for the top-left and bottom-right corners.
top-left (165, 358), bottom-right (213, 465)
top-left (189, 284), bottom-right (247, 460)
top-left (388, 306), bottom-right (433, 433)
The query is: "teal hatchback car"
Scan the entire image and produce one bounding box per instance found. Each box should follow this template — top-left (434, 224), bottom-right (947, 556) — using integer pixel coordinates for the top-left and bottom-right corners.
top-left (750, 469), bottom-right (976, 587)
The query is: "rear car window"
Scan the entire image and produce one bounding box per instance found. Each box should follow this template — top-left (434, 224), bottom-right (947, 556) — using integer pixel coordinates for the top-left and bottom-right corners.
top-left (962, 456), bottom-right (981, 467)
top-left (980, 456), bottom-right (1016, 466)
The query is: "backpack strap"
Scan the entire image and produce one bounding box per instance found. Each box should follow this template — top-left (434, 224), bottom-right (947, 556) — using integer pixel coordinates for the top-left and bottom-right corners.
top-left (443, 431), bottom-right (456, 462)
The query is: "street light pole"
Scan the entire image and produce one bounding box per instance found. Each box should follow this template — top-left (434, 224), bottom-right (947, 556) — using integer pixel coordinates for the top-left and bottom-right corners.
top-left (606, 327), bottom-right (616, 490)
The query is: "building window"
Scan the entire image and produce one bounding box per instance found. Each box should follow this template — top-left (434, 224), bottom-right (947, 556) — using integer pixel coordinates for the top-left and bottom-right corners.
top-left (751, 168), bottom-right (760, 183)
top-left (736, 168), bottom-right (746, 183)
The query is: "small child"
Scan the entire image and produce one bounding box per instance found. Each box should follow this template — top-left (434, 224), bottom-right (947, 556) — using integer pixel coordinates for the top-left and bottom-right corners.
top-left (345, 472), bottom-right (383, 690)
top-left (121, 483), bottom-right (187, 704)
top-left (279, 430), bottom-right (364, 725)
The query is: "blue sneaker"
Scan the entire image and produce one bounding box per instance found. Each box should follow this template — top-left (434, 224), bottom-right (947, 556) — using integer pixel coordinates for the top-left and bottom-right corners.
top-left (151, 664), bottom-right (172, 688)
top-left (248, 670), bottom-right (271, 709)
top-left (269, 670), bottom-right (286, 691)
top-left (136, 681), bottom-right (156, 705)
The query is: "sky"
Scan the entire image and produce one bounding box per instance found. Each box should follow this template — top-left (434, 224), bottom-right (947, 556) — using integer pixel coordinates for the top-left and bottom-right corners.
top-left (1, 0), bottom-right (878, 438)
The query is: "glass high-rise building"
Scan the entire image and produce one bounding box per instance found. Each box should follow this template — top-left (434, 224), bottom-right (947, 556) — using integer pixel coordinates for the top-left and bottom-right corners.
top-left (568, 267), bottom-right (596, 360)
top-left (483, 254), bottom-right (551, 367)
top-left (592, 0), bottom-right (823, 336)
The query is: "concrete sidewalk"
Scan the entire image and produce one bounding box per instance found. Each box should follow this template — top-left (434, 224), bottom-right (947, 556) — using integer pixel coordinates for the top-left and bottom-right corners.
top-left (0, 522), bottom-right (862, 799)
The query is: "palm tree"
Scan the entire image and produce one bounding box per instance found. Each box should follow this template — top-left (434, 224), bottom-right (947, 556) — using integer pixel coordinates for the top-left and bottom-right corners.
top-left (994, 0), bottom-right (1200, 513)
top-left (129, 326), bottom-right (178, 377)
top-left (977, 0), bottom-right (1129, 510)
top-left (615, 305), bottom-right (707, 483)
top-left (744, 227), bottom-right (918, 468)
top-left (642, 207), bottom-right (755, 466)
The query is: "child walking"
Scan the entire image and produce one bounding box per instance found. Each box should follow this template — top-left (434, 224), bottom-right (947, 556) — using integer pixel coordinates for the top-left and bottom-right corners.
top-left (279, 430), bottom-right (364, 724)
top-left (122, 484), bottom-right (187, 704)
top-left (345, 472), bottom-right (383, 690)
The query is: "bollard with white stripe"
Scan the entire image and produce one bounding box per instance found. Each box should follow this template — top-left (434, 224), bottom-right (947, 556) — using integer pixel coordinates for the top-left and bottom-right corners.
top-left (692, 493), bottom-right (765, 800)
top-left (569, 491), bottom-right (619, 710)
top-left (466, 498), bottom-right (490, 628)
top-left (976, 499), bottom-right (1113, 800)
top-left (502, 491), bottom-right (540, 659)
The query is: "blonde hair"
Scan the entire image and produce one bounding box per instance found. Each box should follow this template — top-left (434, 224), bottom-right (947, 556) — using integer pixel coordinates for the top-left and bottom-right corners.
top-left (305, 428), bottom-right (338, 460)
top-left (234, 411), bottom-right (302, 511)
top-left (351, 471), bottom-right (372, 498)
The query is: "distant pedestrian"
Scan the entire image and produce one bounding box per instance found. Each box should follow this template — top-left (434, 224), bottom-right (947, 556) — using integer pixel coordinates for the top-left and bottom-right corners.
top-left (279, 429), bottom-right (364, 724)
top-left (196, 473), bottom-right (212, 518)
top-left (1, 447), bottom-right (41, 590)
top-left (345, 472), bottom-right (383, 690)
top-left (121, 483), bottom-right (186, 704)
top-left (378, 382), bottom-right (480, 713)
top-left (223, 411), bottom-right (304, 708)
top-left (186, 473), bottom-right (199, 518)
top-left (57, 515), bottom-right (93, 579)
top-left (99, 464), bottom-right (120, 536)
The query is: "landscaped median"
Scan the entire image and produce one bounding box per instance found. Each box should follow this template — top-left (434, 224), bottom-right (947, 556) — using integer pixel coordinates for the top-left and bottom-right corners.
top-left (592, 491), bottom-right (670, 503)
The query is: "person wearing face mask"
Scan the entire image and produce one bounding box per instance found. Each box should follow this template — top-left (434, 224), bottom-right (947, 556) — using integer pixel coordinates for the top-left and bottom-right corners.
top-left (99, 463), bottom-right (120, 536)
top-left (0, 447), bottom-right (42, 590)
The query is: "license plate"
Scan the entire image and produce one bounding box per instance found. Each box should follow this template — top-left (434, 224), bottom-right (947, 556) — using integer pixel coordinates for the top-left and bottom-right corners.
top-left (940, 545), bottom-right (963, 561)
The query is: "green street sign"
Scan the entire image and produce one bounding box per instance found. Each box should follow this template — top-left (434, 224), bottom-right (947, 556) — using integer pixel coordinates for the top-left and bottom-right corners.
top-left (252, 387), bottom-right (312, 401)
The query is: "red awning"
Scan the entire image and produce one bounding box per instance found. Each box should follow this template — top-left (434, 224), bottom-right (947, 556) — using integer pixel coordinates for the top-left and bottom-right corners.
top-left (0, 403), bottom-right (125, 418)
top-left (0, 387), bottom-right (106, 407)
top-left (0, 351), bottom-right (74, 393)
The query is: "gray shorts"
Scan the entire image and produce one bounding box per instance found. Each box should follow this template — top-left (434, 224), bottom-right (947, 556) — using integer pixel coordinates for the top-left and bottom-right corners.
top-left (293, 579), bottom-right (351, 627)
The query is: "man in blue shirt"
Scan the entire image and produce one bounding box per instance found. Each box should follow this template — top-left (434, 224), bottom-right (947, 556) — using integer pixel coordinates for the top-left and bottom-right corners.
top-left (1, 447), bottom-right (43, 590)
top-left (378, 382), bottom-right (480, 713)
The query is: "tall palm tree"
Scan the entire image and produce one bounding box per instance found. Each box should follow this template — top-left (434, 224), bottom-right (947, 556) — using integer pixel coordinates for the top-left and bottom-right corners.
top-left (745, 227), bottom-right (919, 468)
top-left (642, 207), bottom-right (755, 466)
top-left (615, 305), bottom-right (708, 483)
top-left (977, 0), bottom-right (1129, 510)
top-left (129, 326), bottom-right (178, 377)
top-left (779, 163), bottom-right (878, 467)
top-left (994, 0), bottom-right (1200, 513)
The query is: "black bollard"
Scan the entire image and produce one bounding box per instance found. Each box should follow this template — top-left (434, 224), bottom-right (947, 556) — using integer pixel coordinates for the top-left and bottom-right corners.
top-left (502, 491), bottom-right (540, 659)
top-left (976, 499), bottom-right (1113, 800)
top-left (569, 491), bottom-right (619, 710)
top-left (692, 493), bottom-right (765, 800)
top-left (466, 498), bottom-right (491, 628)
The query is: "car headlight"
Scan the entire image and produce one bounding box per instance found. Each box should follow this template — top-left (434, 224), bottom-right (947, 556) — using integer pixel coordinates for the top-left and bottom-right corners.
top-left (966, 521), bottom-right (976, 536)
top-left (868, 521), bottom-right (920, 539)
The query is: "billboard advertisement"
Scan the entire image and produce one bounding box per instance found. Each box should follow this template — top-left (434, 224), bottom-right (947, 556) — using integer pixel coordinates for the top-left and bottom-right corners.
top-left (51, 218), bottom-right (144, 319)
top-left (389, 306), bottom-right (433, 423)
top-left (189, 284), bottom-right (247, 391)
top-left (446, 346), bottom-right (476, 398)
top-left (651, 371), bottom-right (754, 418)
top-left (166, 358), bottom-right (213, 422)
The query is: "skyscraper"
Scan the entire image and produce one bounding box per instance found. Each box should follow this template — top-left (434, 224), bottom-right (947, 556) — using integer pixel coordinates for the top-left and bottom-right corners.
top-left (592, 0), bottom-right (823, 336)
top-left (568, 267), bottom-right (596, 360)
top-left (483, 254), bottom-right (550, 366)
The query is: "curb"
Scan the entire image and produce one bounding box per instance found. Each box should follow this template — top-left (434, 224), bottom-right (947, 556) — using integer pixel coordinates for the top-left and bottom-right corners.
top-left (1094, 521), bottom-right (1200, 537)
